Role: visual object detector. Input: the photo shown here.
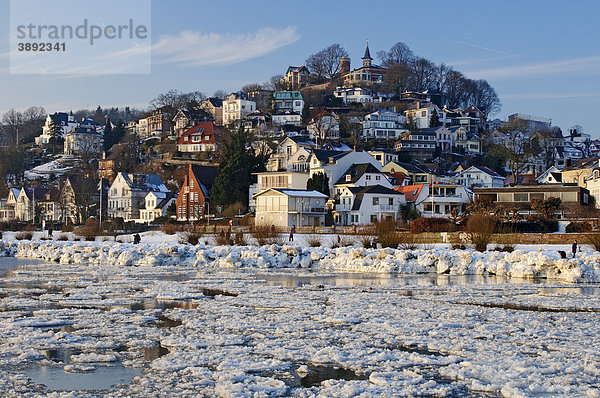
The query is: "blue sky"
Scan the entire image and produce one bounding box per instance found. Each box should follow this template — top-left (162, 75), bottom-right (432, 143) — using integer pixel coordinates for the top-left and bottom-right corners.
top-left (1, 0), bottom-right (599, 136)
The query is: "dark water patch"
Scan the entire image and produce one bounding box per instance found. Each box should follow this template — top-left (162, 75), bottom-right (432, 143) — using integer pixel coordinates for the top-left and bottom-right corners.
top-left (298, 364), bottom-right (367, 388)
top-left (26, 364), bottom-right (139, 391)
top-left (201, 287), bottom-right (237, 297)
top-left (40, 347), bottom-right (80, 363)
top-left (387, 343), bottom-right (447, 357)
top-left (458, 301), bottom-right (599, 313)
top-left (153, 315), bottom-right (182, 328)
top-left (143, 343), bottom-right (170, 360)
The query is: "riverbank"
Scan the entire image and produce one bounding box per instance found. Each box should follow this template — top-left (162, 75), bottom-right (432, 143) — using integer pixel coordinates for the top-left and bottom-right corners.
top-left (1, 236), bottom-right (598, 283)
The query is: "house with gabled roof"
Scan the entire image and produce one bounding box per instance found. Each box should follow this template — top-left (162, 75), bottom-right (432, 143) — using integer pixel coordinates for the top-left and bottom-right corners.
top-left (139, 191), bottom-right (177, 223)
top-left (333, 163), bottom-right (393, 197)
top-left (536, 166), bottom-right (562, 184)
top-left (334, 185), bottom-right (405, 225)
top-left (176, 164), bottom-right (218, 221)
top-left (267, 136), bottom-right (318, 172)
top-left (454, 165), bottom-right (505, 189)
top-left (199, 97), bottom-right (224, 126)
top-left (0, 188), bottom-right (21, 221)
top-left (177, 122), bottom-right (217, 153)
top-left (382, 161), bottom-right (432, 185)
top-left (15, 187), bottom-right (49, 222)
top-left (223, 92), bottom-right (256, 126)
top-left (281, 66), bottom-right (310, 90)
top-left (107, 173), bottom-right (170, 221)
top-left (309, 150), bottom-right (381, 196)
top-left (173, 109), bottom-right (213, 137)
top-left (254, 188), bottom-right (327, 228)
top-left (395, 184), bottom-right (471, 218)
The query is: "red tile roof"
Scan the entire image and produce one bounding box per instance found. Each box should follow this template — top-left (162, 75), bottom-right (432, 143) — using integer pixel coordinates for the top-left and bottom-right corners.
top-left (177, 122), bottom-right (215, 145)
top-left (394, 184), bottom-right (425, 202)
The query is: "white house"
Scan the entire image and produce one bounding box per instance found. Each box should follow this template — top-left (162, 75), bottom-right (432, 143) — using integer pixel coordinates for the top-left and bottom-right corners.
top-left (35, 112), bottom-right (78, 146)
top-left (361, 110), bottom-right (406, 141)
top-left (254, 188), bottom-right (328, 228)
top-left (0, 188), bottom-right (20, 221)
top-left (333, 163), bottom-right (393, 197)
top-left (307, 112), bottom-right (340, 141)
top-left (536, 166), bottom-right (562, 184)
top-left (334, 87), bottom-right (374, 104)
top-left (334, 185), bottom-right (405, 225)
top-left (367, 150), bottom-right (399, 167)
top-left (63, 126), bottom-right (103, 155)
top-left (454, 166), bottom-right (505, 189)
top-left (404, 103), bottom-right (446, 130)
top-left (138, 192), bottom-right (176, 223)
top-left (266, 136), bottom-right (317, 172)
top-left (309, 149), bottom-right (382, 196)
top-left (107, 173), bottom-right (170, 221)
top-left (272, 110), bottom-right (302, 126)
top-left (248, 171), bottom-right (311, 211)
top-left (397, 184), bottom-right (471, 218)
top-left (223, 92), bottom-right (256, 125)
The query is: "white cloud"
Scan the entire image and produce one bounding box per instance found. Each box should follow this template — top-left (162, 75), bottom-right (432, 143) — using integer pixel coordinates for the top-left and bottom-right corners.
top-left (465, 55), bottom-right (600, 79)
top-left (152, 26), bottom-right (300, 66)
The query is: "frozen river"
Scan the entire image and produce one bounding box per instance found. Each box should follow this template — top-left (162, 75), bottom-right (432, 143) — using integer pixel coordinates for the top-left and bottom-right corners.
top-left (0, 257), bottom-right (599, 397)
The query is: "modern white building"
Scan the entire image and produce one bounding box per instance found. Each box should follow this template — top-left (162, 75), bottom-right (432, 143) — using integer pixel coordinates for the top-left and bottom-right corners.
top-left (273, 91), bottom-right (304, 113)
top-left (397, 184), bottom-right (471, 218)
top-left (334, 87), bottom-right (374, 104)
top-left (272, 110), bottom-right (302, 126)
top-left (223, 92), bottom-right (256, 125)
top-left (334, 185), bottom-right (405, 225)
top-left (254, 188), bottom-right (328, 228)
top-left (249, 171), bottom-right (311, 211)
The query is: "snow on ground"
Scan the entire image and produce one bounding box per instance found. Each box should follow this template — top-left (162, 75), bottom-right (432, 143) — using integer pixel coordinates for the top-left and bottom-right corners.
top-left (0, 258), bottom-right (598, 397)
top-left (0, 231), bottom-right (599, 283)
top-left (24, 155), bottom-right (77, 180)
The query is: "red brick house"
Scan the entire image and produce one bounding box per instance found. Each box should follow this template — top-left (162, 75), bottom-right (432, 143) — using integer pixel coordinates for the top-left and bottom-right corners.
top-left (177, 122), bottom-right (217, 153)
top-left (176, 164), bottom-right (218, 221)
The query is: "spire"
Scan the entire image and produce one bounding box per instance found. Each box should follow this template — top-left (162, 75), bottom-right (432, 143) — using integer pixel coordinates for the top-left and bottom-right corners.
top-left (362, 39), bottom-right (372, 60)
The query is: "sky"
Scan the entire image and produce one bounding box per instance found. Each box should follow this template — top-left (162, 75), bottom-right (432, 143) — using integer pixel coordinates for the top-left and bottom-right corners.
top-left (1, 0), bottom-right (599, 136)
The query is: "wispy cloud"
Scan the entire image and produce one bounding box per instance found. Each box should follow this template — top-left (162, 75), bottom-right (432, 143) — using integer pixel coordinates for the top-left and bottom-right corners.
top-left (446, 55), bottom-right (516, 68)
top-left (501, 90), bottom-right (600, 100)
top-left (451, 39), bottom-right (518, 57)
top-left (466, 55), bottom-right (600, 79)
top-left (152, 26), bottom-right (300, 66)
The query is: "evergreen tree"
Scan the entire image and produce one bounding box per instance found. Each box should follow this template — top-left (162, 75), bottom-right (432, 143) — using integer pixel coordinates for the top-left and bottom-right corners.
top-left (306, 172), bottom-right (330, 197)
top-left (103, 119), bottom-right (113, 151)
top-left (430, 109), bottom-right (440, 128)
top-left (210, 125), bottom-right (267, 210)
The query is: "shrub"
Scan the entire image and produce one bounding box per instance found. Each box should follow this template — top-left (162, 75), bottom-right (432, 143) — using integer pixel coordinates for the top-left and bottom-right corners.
top-left (251, 225), bottom-right (283, 246)
top-left (584, 233), bottom-right (600, 251)
top-left (339, 235), bottom-right (355, 247)
top-left (56, 233), bottom-right (69, 241)
top-left (215, 230), bottom-right (233, 246)
top-left (375, 219), bottom-right (416, 249)
top-left (160, 223), bottom-right (180, 235)
top-left (305, 235), bottom-right (322, 247)
top-left (566, 222), bottom-right (592, 233)
top-left (409, 217), bottom-right (457, 234)
top-left (234, 231), bottom-right (247, 246)
top-left (466, 213), bottom-right (497, 252)
top-left (178, 231), bottom-right (203, 245)
top-left (15, 231), bottom-right (33, 240)
top-left (498, 220), bottom-right (558, 233)
top-left (359, 235), bottom-right (374, 248)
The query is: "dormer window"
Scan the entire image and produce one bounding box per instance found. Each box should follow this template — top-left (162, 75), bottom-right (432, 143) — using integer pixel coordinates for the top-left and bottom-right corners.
top-left (346, 174), bottom-right (351, 182)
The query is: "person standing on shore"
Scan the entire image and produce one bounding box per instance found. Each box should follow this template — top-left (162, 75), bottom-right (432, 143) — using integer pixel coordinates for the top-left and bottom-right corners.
top-left (572, 240), bottom-right (578, 258)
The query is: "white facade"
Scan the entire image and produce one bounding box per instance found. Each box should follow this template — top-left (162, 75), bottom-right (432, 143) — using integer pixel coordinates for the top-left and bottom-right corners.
top-left (334, 87), bottom-right (374, 104)
top-left (63, 127), bottom-right (102, 155)
top-left (223, 92), bottom-right (256, 125)
top-left (335, 185), bottom-right (405, 225)
top-left (415, 184), bottom-right (472, 218)
top-left (248, 171), bottom-right (311, 211)
top-left (254, 189), bottom-right (327, 228)
top-left (35, 113), bottom-right (78, 146)
top-left (361, 110), bottom-right (407, 141)
top-left (368, 151), bottom-right (398, 167)
top-left (266, 137), bottom-right (317, 172)
top-left (309, 150), bottom-right (382, 196)
top-left (307, 114), bottom-right (340, 141)
top-left (107, 173), bottom-right (169, 221)
top-left (454, 166), bottom-right (505, 189)
top-left (272, 111), bottom-right (302, 126)
top-left (138, 192), bottom-right (175, 223)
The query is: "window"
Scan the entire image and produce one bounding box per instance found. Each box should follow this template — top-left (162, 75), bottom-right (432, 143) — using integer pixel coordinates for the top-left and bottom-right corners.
top-left (388, 198), bottom-right (393, 205)
top-left (366, 175), bottom-right (371, 180)
top-left (514, 193), bottom-right (528, 202)
top-left (373, 197), bottom-right (379, 205)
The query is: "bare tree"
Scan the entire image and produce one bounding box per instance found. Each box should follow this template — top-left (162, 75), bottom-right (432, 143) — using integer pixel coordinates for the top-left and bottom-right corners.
top-left (308, 109), bottom-right (338, 144)
top-left (465, 79), bottom-right (501, 117)
top-left (212, 90), bottom-right (228, 99)
top-left (21, 106), bottom-right (46, 141)
top-left (376, 42), bottom-right (414, 67)
top-left (305, 44), bottom-right (348, 83)
top-left (150, 89), bottom-right (207, 122)
top-left (409, 57), bottom-right (436, 92)
top-left (1, 109), bottom-right (23, 146)
top-left (381, 63), bottom-right (412, 97)
top-left (442, 70), bottom-right (468, 108)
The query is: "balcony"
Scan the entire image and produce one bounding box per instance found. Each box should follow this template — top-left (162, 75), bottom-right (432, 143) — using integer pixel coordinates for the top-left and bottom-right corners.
top-left (335, 203), bottom-right (351, 212)
top-left (375, 204), bottom-right (396, 212)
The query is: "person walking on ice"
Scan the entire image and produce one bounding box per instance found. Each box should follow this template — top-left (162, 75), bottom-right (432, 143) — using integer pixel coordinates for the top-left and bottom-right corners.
top-left (289, 225), bottom-right (295, 242)
top-left (572, 240), bottom-right (578, 258)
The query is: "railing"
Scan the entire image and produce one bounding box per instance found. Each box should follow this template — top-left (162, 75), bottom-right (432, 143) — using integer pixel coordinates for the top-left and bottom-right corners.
top-left (375, 204), bottom-right (396, 212)
top-left (335, 204), bottom-right (351, 211)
